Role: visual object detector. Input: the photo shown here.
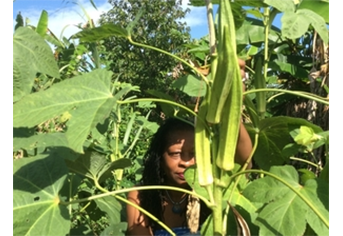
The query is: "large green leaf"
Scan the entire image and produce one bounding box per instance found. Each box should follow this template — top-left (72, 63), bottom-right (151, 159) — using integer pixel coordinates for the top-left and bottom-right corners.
top-left (243, 166), bottom-right (329, 236)
top-left (263, 0), bottom-right (295, 12)
top-left (255, 191), bottom-right (307, 235)
top-left (269, 60), bottom-right (309, 79)
top-left (72, 23), bottom-right (129, 42)
top-left (303, 179), bottom-right (329, 236)
top-left (296, 9), bottom-right (328, 44)
top-left (65, 149), bottom-right (131, 183)
top-left (171, 74), bottom-right (207, 97)
top-left (281, 9), bottom-right (328, 44)
top-left (13, 27), bottom-right (60, 102)
top-left (13, 69), bottom-right (137, 153)
top-left (94, 196), bottom-right (122, 224)
top-left (236, 18), bottom-right (280, 45)
top-left (36, 10), bottom-right (48, 37)
top-left (247, 116), bottom-right (323, 170)
top-left (13, 154), bottom-right (69, 236)
top-left (13, 133), bottom-right (69, 152)
top-left (297, 0), bottom-right (329, 23)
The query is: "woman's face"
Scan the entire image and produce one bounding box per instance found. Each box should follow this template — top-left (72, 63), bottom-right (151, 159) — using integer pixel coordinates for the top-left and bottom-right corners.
top-left (161, 129), bottom-right (195, 188)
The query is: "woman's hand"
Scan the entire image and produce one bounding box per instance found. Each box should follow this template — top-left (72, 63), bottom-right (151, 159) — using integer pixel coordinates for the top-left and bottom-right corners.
top-left (238, 58), bottom-right (246, 80)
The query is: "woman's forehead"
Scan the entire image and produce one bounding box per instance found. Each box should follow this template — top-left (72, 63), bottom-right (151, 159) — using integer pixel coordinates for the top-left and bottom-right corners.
top-left (165, 129), bottom-right (194, 145)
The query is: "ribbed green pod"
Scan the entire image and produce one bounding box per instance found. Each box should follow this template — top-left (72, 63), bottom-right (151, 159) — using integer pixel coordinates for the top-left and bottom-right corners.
top-left (195, 92), bottom-right (213, 186)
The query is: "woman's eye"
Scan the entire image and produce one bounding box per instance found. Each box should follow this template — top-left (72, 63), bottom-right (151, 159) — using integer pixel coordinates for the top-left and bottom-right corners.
top-left (169, 152), bottom-right (181, 157)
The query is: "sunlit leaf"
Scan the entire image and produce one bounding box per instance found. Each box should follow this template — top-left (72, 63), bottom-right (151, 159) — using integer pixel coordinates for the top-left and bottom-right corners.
top-left (281, 9), bottom-right (328, 44)
top-left (13, 133), bottom-right (69, 152)
top-left (72, 23), bottom-right (129, 42)
top-left (171, 74), bottom-right (207, 97)
top-left (36, 10), bottom-right (48, 37)
top-left (13, 154), bottom-right (69, 236)
top-left (246, 116), bottom-right (323, 170)
top-left (297, 0), bottom-right (329, 23)
top-left (255, 191), bottom-right (307, 236)
top-left (13, 27), bottom-right (60, 102)
top-left (263, 0), bottom-right (295, 12)
top-left (13, 69), bottom-right (138, 153)
top-left (293, 126), bottom-right (322, 146)
top-left (303, 179), bottom-right (329, 236)
top-left (243, 166), bottom-right (329, 236)
top-left (296, 9), bottom-right (328, 44)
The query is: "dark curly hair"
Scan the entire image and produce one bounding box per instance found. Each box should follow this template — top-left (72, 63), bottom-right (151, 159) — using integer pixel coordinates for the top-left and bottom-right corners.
top-left (138, 117), bottom-right (210, 232)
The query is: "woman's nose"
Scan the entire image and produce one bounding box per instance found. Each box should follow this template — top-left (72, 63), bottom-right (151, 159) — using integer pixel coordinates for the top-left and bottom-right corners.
top-left (180, 153), bottom-right (195, 167)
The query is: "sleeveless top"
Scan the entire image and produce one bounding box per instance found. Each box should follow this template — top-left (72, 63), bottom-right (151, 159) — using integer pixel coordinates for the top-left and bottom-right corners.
top-left (154, 227), bottom-right (200, 236)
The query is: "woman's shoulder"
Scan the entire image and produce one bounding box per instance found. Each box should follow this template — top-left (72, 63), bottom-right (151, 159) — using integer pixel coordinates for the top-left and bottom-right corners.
top-left (127, 186), bottom-right (141, 204)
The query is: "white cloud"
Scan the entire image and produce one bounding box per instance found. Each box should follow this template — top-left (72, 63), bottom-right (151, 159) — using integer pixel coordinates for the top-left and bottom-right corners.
top-left (13, 0), bottom-right (112, 40)
top-left (181, 0), bottom-right (208, 27)
top-left (13, 0), bottom-right (209, 41)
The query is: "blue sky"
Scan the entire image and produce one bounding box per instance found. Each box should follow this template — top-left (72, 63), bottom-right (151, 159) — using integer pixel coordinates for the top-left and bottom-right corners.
top-left (13, 0), bottom-right (213, 40)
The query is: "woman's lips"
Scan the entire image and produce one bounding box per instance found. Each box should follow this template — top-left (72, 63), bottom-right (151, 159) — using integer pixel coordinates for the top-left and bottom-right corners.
top-left (177, 173), bottom-right (185, 179)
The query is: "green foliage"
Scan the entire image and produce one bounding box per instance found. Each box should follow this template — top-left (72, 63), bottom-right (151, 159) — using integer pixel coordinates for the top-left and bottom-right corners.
top-left (35, 10), bottom-right (48, 37)
top-left (13, 1), bottom-right (329, 236)
top-left (298, 0), bottom-right (329, 24)
top-left (281, 9), bottom-right (328, 44)
top-left (14, 69), bottom-right (139, 153)
top-left (98, 0), bottom-right (192, 104)
top-left (13, 27), bottom-right (60, 102)
top-left (243, 166), bottom-right (329, 236)
top-left (13, 155), bottom-right (70, 236)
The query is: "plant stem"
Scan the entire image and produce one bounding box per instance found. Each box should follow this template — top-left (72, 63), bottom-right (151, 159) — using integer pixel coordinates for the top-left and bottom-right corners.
top-left (222, 132), bottom-right (259, 232)
top-left (211, 133), bottom-right (224, 236)
top-left (244, 88), bottom-right (329, 105)
top-left (115, 194), bottom-right (176, 236)
top-left (212, 184), bottom-right (223, 236)
top-left (117, 98), bottom-right (198, 117)
top-left (93, 179), bottom-right (176, 236)
top-left (290, 156), bottom-right (323, 170)
top-left (60, 185), bottom-right (212, 207)
top-left (263, 7), bottom-right (270, 81)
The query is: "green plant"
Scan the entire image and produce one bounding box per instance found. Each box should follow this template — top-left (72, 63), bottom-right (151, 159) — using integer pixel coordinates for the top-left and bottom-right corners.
top-left (13, 0), bottom-right (328, 235)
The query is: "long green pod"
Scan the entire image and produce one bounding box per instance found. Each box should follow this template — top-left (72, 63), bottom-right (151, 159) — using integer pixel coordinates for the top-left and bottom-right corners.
top-left (254, 56), bottom-right (266, 118)
top-left (195, 94), bottom-right (213, 187)
top-left (206, 26), bottom-right (233, 124)
top-left (216, 41), bottom-right (243, 171)
top-left (206, 0), bottom-right (238, 124)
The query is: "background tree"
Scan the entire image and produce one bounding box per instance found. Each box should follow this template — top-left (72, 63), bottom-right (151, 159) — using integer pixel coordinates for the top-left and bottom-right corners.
top-left (99, 0), bottom-right (192, 102)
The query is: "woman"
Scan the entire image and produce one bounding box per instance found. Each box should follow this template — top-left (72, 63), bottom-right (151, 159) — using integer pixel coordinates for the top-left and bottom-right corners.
top-left (126, 60), bottom-right (252, 236)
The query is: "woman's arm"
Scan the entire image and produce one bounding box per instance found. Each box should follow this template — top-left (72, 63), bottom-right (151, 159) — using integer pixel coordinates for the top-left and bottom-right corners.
top-left (234, 122), bottom-right (253, 169)
top-left (126, 189), bottom-right (153, 236)
top-left (234, 59), bottom-right (253, 169)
